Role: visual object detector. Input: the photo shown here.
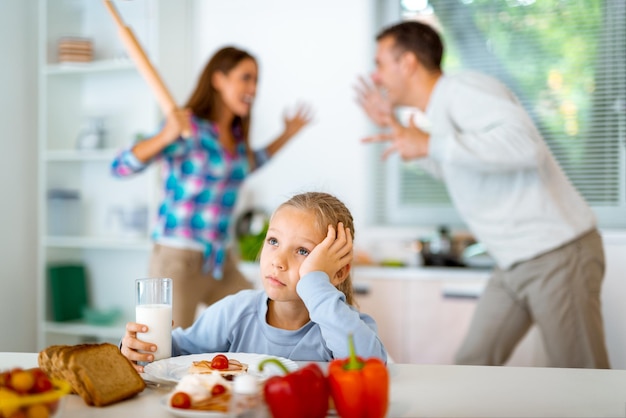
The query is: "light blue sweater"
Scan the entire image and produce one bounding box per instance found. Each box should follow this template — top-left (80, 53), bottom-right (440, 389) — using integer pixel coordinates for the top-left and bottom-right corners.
top-left (171, 272), bottom-right (387, 362)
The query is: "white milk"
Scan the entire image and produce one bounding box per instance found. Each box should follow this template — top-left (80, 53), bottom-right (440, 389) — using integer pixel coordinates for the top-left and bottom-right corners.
top-left (136, 303), bottom-right (172, 360)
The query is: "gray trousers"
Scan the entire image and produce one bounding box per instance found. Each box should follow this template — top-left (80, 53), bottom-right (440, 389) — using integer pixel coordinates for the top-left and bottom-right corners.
top-left (148, 245), bottom-right (253, 329)
top-left (455, 229), bottom-right (610, 368)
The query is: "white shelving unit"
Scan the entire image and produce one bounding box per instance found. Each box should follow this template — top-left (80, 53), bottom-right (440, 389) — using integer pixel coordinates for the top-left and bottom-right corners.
top-left (37, 0), bottom-right (190, 348)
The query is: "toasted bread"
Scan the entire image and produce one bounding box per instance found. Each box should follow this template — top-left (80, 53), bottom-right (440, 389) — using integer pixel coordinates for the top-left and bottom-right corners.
top-left (38, 343), bottom-right (146, 407)
top-left (38, 345), bottom-right (64, 380)
top-left (55, 344), bottom-right (95, 404)
top-left (68, 343), bottom-right (146, 406)
top-left (38, 344), bottom-right (91, 401)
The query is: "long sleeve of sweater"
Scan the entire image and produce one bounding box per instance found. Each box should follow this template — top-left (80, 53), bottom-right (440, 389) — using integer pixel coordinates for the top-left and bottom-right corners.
top-left (297, 272), bottom-right (388, 362)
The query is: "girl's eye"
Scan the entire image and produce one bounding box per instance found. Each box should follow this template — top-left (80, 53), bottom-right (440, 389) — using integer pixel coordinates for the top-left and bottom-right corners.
top-left (297, 248), bottom-right (310, 256)
top-left (267, 237), bottom-right (278, 246)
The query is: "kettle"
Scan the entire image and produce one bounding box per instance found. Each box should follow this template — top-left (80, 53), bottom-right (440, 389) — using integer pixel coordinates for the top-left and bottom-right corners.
top-left (419, 226), bottom-right (468, 267)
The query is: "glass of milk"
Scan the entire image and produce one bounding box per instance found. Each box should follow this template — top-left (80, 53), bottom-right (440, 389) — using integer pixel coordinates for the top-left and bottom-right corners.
top-left (135, 277), bottom-right (172, 361)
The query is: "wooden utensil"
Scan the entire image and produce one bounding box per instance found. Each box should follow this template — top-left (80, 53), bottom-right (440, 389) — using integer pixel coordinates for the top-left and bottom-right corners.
top-left (102, 0), bottom-right (190, 136)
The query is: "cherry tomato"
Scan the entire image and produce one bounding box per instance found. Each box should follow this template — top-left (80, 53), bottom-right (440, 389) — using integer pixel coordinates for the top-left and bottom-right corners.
top-left (170, 391), bottom-right (192, 409)
top-left (0, 370), bottom-right (11, 386)
top-left (211, 384), bottom-right (226, 396)
top-left (30, 369), bottom-right (53, 393)
top-left (10, 370), bottom-right (35, 393)
top-left (210, 354), bottom-right (229, 370)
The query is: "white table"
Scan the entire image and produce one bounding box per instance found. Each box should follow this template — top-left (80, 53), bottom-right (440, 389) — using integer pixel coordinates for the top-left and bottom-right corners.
top-left (3, 352), bottom-right (626, 417)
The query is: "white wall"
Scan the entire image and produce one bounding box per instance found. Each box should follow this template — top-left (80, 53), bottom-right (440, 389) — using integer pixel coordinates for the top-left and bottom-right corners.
top-left (189, 0), bottom-right (377, 230)
top-left (0, 0), bottom-right (39, 351)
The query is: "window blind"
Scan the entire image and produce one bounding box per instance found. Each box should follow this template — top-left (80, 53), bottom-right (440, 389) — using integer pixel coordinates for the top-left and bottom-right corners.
top-left (374, 0), bottom-right (626, 227)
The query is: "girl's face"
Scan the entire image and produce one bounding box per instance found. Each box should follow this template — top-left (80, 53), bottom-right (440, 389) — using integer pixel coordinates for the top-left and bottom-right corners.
top-left (213, 58), bottom-right (258, 117)
top-left (260, 206), bottom-right (325, 303)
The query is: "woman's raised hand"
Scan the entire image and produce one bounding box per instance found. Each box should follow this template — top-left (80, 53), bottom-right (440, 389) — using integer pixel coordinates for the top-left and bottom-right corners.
top-left (282, 102), bottom-right (314, 139)
top-left (161, 108), bottom-right (192, 144)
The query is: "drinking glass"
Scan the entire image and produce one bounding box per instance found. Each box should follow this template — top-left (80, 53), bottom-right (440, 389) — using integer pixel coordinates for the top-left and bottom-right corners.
top-left (135, 277), bottom-right (172, 361)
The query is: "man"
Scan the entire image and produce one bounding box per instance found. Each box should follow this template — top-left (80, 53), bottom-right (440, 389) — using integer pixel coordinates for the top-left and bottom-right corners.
top-left (357, 20), bottom-right (610, 368)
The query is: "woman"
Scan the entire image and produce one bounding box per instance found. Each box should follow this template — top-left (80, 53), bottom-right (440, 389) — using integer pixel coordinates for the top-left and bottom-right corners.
top-left (112, 46), bottom-right (313, 328)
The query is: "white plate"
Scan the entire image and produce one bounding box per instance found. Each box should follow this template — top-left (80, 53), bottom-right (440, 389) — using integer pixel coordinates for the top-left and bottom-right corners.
top-left (160, 397), bottom-right (226, 418)
top-left (144, 352), bottom-right (298, 383)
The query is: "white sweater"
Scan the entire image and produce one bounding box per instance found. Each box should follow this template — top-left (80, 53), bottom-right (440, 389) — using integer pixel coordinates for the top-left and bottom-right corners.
top-left (417, 71), bottom-right (596, 269)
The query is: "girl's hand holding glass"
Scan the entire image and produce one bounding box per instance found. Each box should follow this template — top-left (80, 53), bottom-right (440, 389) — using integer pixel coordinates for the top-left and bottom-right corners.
top-left (121, 322), bottom-right (158, 373)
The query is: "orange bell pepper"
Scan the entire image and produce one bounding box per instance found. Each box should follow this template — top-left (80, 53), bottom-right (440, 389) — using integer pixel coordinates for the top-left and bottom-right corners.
top-left (328, 334), bottom-right (389, 418)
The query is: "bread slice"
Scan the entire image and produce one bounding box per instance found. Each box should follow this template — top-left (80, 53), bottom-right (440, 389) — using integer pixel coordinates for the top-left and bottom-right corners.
top-left (57, 344), bottom-right (96, 404)
top-left (38, 345), bottom-right (64, 380)
top-left (38, 343), bottom-right (146, 407)
top-left (67, 343), bottom-right (146, 406)
top-left (38, 344), bottom-right (92, 401)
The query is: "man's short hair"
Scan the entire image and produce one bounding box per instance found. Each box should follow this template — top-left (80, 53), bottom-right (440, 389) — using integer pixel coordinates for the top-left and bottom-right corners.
top-left (376, 21), bottom-right (444, 71)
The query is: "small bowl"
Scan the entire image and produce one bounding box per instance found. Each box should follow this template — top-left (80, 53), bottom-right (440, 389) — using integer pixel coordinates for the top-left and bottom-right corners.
top-left (0, 378), bottom-right (71, 418)
top-left (82, 307), bottom-right (122, 325)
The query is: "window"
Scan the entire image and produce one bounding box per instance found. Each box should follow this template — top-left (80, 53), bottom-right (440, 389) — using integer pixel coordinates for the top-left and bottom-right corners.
top-left (373, 0), bottom-right (626, 228)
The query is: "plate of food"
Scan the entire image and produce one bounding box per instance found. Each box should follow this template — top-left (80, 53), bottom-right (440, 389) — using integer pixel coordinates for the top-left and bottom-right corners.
top-left (144, 352), bottom-right (297, 384)
top-left (154, 353), bottom-right (296, 416)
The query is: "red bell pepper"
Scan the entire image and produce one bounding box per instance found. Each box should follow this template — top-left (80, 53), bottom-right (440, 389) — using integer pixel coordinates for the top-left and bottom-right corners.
top-left (328, 334), bottom-right (389, 418)
top-left (258, 358), bottom-right (329, 418)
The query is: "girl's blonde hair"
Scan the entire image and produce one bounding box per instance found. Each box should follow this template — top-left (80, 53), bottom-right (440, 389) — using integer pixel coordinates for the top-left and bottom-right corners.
top-left (278, 192), bottom-right (355, 306)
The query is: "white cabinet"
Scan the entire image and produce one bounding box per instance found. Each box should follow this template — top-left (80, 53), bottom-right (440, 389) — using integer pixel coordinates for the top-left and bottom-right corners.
top-left (37, 0), bottom-right (190, 349)
top-left (353, 278), bottom-right (405, 362)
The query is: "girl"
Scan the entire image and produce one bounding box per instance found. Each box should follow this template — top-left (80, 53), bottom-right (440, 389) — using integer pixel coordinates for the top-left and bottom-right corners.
top-left (121, 192), bottom-right (387, 371)
top-left (111, 46), bottom-right (313, 329)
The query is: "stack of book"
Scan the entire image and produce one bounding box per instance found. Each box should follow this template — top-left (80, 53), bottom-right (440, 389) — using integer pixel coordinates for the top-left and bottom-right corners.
top-left (57, 37), bottom-right (93, 63)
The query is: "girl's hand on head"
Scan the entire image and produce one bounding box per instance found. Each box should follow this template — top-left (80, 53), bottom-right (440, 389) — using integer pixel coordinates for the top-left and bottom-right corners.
top-left (299, 222), bottom-right (353, 284)
top-left (282, 102), bottom-right (314, 139)
top-left (120, 321), bottom-right (158, 373)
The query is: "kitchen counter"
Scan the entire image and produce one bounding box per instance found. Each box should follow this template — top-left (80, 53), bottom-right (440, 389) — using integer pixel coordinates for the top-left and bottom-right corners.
top-left (353, 265), bottom-right (491, 281)
top-left (239, 261), bottom-right (491, 282)
top-left (354, 266), bottom-right (490, 298)
top-left (239, 261), bottom-right (490, 300)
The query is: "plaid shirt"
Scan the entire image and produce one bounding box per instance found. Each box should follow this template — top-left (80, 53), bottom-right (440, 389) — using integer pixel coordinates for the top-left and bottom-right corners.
top-left (111, 116), bottom-right (269, 278)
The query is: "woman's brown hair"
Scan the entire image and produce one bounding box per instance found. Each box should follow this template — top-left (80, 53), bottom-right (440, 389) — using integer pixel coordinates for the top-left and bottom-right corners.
top-left (185, 46), bottom-right (257, 168)
top-left (278, 192), bottom-right (356, 306)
